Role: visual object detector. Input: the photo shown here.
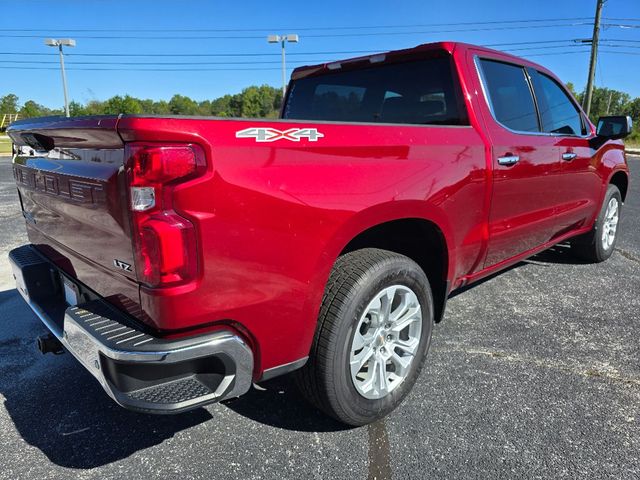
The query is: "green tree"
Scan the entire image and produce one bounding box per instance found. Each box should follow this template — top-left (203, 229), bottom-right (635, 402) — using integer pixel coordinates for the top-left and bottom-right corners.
top-left (240, 86), bottom-right (262, 117)
top-left (168, 94), bottom-right (199, 115)
top-left (19, 100), bottom-right (51, 118)
top-left (0, 93), bottom-right (19, 113)
top-left (210, 94), bottom-right (234, 116)
top-left (101, 95), bottom-right (143, 114)
top-left (69, 100), bottom-right (88, 116)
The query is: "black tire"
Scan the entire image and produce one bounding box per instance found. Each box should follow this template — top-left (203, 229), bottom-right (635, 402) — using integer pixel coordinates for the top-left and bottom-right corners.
top-left (295, 248), bottom-right (434, 426)
top-left (571, 184), bottom-right (622, 263)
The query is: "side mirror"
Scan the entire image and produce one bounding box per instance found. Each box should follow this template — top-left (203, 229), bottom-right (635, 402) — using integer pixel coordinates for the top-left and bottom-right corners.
top-left (596, 115), bottom-right (633, 140)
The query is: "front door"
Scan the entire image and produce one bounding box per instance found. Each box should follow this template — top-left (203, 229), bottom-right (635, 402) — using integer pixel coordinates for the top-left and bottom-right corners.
top-left (527, 69), bottom-right (602, 234)
top-left (474, 57), bottom-right (562, 267)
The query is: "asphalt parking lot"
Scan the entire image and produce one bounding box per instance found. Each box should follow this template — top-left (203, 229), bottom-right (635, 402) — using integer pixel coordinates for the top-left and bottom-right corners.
top-left (0, 155), bottom-right (638, 479)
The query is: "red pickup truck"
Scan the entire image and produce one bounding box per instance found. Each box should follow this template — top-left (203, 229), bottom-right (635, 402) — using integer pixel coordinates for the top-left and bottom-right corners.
top-left (7, 42), bottom-right (632, 426)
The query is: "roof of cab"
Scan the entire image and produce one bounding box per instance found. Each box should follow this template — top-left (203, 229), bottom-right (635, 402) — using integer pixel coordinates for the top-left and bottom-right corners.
top-left (290, 41), bottom-right (549, 81)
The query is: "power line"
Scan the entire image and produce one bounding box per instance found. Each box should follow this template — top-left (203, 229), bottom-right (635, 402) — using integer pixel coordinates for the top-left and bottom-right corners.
top-left (4, 49), bottom-right (636, 72)
top-left (600, 38), bottom-right (640, 43)
top-left (504, 44), bottom-right (591, 52)
top-left (602, 17), bottom-right (640, 22)
top-left (0, 66), bottom-right (285, 71)
top-left (602, 23), bottom-right (640, 29)
top-left (0, 59), bottom-right (313, 65)
top-left (0, 50), bottom-right (612, 71)
top-left (600, 43), bottom-right (640, 49)
top-left (522, 51), bottom-right (594, 57)
top-left (0, 50), bottom-right (382, 58)
top-left (0, 40), bottom-right (596, 59)
top-left (0, 18), bottom-right (594, 33)
top-left (0, 23), bottom-right (594, 40)
top-left (0, 45), bottom-right (595, 66)
top-left (600, 50), bottom-right (640, 56)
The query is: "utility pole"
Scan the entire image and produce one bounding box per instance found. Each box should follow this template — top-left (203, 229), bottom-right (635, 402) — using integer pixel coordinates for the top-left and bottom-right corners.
top-left (45, 38), bottom-right (76, 117)
top-left (267, 34), bottom-right (299, 100)
top-left (583, 0), bottom-right (605, 118)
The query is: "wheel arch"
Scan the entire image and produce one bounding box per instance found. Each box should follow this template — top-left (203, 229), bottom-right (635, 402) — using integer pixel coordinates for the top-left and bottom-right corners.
top-left (304, 202), bottom-right (454, 332)
top-left (609, 170), bottom-right (629, 202)
top-left (339, 218), bottom-right (450, 323)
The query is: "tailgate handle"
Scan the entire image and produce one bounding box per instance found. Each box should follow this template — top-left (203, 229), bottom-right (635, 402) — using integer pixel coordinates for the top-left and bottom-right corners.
top-left (562, 152), bottom-right (577, 161)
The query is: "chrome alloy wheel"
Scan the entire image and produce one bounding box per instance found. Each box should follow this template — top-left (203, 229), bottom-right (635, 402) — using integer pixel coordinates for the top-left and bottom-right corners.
top-left (602, 197), bottom-right (619, 251)
top-left (349, 285), bottom-right (422, 400)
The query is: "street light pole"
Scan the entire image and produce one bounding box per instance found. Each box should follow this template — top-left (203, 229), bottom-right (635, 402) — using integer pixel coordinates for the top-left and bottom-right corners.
top-left (45, 38), bottom-right (76, 117)
top-left (281, 37), bottom-right (286, 100)
top-left (57, 44), bottom-right (70, 117)
top-left (268, 34), bottom-right (299, 100)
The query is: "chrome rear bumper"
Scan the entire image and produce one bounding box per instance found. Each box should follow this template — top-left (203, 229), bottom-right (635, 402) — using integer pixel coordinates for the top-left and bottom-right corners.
top-left (9, 244), bottom-right (254, 414)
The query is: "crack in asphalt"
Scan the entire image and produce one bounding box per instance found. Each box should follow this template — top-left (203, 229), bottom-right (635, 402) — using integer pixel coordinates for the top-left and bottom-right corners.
top-left (434, 346), bottom-right (640, 387)
top-left (615, 248), bottom-right (640, 265)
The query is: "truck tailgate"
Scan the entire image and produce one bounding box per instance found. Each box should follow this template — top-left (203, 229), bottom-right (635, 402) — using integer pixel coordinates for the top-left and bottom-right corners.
top-left (8, 116), bottom-right (141, 317)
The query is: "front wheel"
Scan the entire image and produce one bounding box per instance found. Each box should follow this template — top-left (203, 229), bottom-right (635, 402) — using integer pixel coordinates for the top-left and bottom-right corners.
top-left (295, 248), bottom-right (433, 426)
top-left (571, 184), bottom-right (622, 263)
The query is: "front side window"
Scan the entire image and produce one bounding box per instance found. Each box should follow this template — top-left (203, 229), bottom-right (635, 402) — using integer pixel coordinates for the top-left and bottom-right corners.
top-left (531, 71), bottom-right (585, 136)
top-left (284, 56), bottom-right (468, 126)
top-left (478, 59), bottom-right (539, 133)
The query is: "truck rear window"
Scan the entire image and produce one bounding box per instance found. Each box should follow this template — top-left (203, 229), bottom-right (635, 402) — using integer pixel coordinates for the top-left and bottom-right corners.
top-left (283, 56), bottom-right (468, 126)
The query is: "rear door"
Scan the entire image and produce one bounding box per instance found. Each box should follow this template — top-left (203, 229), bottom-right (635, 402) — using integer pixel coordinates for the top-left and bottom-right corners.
top-left (474, 57), bottom-right (563, 267)
top-left (9, 116), bottom-right (140, 315)
top-left (527, 69), bottom-right (601, 232)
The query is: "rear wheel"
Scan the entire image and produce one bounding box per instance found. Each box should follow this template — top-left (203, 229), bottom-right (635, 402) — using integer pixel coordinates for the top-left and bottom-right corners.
top-left (295, 248), bottom-right (433, 426)
top-left (571, 184), bottom-right (622, 263)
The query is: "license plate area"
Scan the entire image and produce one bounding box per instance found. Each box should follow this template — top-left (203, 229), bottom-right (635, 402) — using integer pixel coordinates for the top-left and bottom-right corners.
top-left (61, 274), bottom-right (80, 307)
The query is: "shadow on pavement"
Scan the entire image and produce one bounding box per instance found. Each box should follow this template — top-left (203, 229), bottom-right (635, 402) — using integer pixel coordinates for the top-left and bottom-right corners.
top-left (0, 289), bottom-right (212, 469)
top-left (446, 243), bottom-right (589, 300)
top-left (0, 288), bottom-right (345, 469)
top-left (0, 243), bottom-right (590, 468)
top-left (527, 244), bottom-right (593, 265)
top-left (224, 376), bottom-right (348, 433)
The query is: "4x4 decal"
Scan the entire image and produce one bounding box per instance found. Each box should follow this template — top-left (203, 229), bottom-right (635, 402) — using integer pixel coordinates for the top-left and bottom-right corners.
top-left (235, 127), bottom-right (324, 142)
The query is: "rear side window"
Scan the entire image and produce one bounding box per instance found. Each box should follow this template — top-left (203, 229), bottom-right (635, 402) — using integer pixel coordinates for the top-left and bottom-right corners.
top-left (478, 59), bottom-right (539, 133)
top-left (283, 56), bottom-right (468, 126)
top-left (530, 71), bottom-right (585, 136)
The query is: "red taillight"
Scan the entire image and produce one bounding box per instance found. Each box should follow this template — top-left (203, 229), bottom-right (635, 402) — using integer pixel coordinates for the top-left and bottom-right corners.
top-left (126, 143), bottom-right (204, 288)
top-left (133, 146), bottom-right (197, 184)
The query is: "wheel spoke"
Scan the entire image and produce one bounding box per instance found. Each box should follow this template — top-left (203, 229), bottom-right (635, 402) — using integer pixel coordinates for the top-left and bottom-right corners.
top-left (351, 332), bottom-right (366, 352)
top-left (380, 287), bottom-right (395, 323)
top-left (374, 357), bottom-right (389, 396)
top-left (390, 306), bottom-right (421, 334)
top-left (350, 345), bottom-right (375, 376)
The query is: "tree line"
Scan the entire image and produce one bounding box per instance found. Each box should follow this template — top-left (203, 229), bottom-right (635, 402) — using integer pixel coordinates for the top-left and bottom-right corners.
top-left (0, 84), bottom-right (283, 120)
top-left (1, 83), bottom-right (639, 142)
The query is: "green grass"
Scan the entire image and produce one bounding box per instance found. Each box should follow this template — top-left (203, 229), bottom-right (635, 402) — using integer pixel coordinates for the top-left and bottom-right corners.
top-left (0, 136), bottom-right (12, 155)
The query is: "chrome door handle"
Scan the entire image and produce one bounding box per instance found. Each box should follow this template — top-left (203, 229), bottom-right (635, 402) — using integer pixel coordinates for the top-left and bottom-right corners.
top-left (562, 152), bottom-right (577, 161)
top-left (497, 155), bottom-right (520, 166)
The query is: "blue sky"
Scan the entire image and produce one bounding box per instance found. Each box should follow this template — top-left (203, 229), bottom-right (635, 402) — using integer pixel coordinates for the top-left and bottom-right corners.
top-left (1, 0), bottom-right (639, 109)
